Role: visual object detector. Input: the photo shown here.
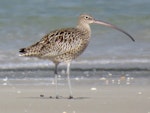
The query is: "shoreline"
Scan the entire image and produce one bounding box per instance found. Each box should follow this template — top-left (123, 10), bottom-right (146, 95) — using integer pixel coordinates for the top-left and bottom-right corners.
top-left (1, 64), bottom-right (150, 72)
top-left (0, 68), bottom-right (150, 113)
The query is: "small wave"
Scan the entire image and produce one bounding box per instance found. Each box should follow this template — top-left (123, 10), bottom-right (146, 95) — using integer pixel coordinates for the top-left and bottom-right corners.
top-left (1, 58), bottom-right (150, 71)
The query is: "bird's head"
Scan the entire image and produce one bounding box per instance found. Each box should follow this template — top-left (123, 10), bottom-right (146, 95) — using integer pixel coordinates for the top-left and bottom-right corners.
top-left (79, 14), bottom-right (135, 42)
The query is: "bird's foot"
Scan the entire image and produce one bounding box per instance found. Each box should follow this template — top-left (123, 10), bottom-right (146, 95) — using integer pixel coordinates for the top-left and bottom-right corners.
top-left (40, 94), bottom-right (45, 97)
top-left (55, 95), bottom-right (73, 99)
top-left (68, 96), bottom-right (73, 99)
top-left (47, 95), bottom-right (73, 99)
top-left (55, 95), bottom-right (63, 99)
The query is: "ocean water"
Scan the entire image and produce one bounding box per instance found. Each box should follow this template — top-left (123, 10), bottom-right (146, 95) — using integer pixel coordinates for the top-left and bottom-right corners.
top-left (0, 0), bottom-right (150, 70)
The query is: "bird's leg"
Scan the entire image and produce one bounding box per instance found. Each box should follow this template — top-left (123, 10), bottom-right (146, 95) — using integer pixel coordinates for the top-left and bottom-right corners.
top-left (54, 63), bottom-right (59, 99)
top-left (66, 62), bottom-right (73, 99)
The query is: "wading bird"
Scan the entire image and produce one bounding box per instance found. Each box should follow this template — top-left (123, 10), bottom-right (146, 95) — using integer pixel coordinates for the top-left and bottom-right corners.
top-left (19, 14), bottom-right (135, 99)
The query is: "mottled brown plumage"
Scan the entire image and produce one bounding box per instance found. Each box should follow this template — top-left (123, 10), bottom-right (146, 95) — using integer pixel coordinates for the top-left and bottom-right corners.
top-left (19, 14), bottom-right (134, 99)
top-left (20, 28), bottom-right (90, 63)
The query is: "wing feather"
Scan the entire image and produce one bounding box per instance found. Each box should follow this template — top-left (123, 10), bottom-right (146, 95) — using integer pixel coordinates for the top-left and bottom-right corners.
top-left (40, 28), bottom-right (84, 58)
top-left (20, 28), bottom-right (84, 58)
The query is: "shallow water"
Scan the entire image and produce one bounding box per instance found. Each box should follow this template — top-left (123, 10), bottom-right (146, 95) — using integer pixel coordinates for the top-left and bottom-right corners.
top-left (0, 0), bottom-right (150, 70)
top-left (0, 69), bottom-right (150, 86)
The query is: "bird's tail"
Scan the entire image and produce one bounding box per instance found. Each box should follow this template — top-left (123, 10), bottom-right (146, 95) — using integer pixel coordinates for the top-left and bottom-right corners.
top-left (19, 43), bottom-right (42, 57)
top-left (19, 48), bottom-right (27, 56)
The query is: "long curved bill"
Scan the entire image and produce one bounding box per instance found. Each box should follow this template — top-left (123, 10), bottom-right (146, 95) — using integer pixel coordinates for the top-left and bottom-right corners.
top-left (94, 20), bottom-right (135, 42)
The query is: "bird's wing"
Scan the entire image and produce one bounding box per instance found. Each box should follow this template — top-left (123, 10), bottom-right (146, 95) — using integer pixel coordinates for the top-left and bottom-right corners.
top-left (37, 28), bottom-right (84, 57)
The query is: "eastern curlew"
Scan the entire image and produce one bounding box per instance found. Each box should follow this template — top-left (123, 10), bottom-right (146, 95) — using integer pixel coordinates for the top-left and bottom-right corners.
top-left (19, 14), bottom-right (135, 99)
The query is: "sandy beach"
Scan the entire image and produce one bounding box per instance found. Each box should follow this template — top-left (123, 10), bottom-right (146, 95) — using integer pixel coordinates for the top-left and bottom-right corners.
top-left (0, 77), bottom-right (150, 113)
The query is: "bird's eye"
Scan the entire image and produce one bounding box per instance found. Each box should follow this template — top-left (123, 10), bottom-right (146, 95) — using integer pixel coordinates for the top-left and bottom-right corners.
top-left (85, 16), bottom-right (89, 19)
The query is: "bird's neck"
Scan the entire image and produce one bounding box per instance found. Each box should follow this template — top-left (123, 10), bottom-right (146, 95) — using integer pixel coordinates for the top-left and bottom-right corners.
top-left (76, 22), bottom-right (91, 36)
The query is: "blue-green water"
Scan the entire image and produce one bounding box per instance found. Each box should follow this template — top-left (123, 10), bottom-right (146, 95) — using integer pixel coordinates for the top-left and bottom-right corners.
top-left (0, 0), bottom-right (150, 70)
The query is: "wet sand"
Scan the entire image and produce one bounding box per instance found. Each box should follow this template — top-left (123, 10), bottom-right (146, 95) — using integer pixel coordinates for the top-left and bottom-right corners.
top-left (0, 78), bottom-right (150, 113)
